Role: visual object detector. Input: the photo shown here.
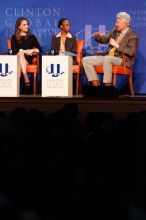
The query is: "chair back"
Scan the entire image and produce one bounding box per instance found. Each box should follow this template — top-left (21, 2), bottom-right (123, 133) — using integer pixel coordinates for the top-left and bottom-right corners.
top-left (76, 40), bottom-right (84, 65)
top-left (7, 38), bottom-right (11, 50)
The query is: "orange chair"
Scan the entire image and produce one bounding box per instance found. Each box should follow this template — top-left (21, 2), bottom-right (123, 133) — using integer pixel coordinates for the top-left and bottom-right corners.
top-left (94, 55), bottom-right (134, 96)
top-left (7, 38), bottom-right (40, 95)
top-left (72, 40), bottom-right (84, 95)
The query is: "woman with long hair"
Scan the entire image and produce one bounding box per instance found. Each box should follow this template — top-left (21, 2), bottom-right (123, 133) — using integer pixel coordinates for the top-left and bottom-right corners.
top-left (11, 17), bottom-right (41, 87)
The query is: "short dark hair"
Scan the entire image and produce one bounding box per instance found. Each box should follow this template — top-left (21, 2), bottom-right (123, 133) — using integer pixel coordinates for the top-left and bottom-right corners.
top-left (58, 18), bottom-right (69, 28)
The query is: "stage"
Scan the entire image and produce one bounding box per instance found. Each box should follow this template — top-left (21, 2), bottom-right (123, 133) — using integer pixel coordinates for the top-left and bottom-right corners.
top-left (1, 95), bottom-right (146, 118)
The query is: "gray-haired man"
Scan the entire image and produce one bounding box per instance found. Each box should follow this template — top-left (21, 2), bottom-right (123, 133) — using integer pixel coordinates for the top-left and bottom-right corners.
top-left (82, 12), bottom-right (139, 86)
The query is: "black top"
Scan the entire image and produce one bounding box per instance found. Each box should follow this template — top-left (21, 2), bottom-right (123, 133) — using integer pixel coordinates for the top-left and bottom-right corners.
top-left (11, 34), bottom-right (41, 64)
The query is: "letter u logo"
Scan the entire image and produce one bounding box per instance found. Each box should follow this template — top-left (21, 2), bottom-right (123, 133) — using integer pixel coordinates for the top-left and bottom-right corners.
top-left (0, 63), bottom-right (8, 76)
top-left (51, 64), bottom-right (60, 74)
top-left (46, 64), bottom-right (64, 77)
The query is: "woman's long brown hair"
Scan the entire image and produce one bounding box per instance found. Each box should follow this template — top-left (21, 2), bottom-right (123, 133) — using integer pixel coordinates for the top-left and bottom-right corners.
top-left (15, 17), bottom-right (31, 41)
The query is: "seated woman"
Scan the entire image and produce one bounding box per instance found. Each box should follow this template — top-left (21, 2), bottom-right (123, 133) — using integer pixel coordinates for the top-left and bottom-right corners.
top-left (50, 18), bottom-right (77, 64)
top-left (11, 17), bottom-right (41, 87)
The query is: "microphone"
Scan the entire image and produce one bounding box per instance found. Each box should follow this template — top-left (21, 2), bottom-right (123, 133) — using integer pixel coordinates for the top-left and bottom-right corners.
top-left (48, 48), bottom-right (58, 55)
top-left (112, 27), bottom-right (118, 39)
top-left (112, 27), bottom-right (119, 39)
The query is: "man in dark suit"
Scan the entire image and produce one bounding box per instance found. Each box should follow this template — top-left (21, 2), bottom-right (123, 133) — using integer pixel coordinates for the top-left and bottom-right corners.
top-left (82, 12), bottom-right (139, 86)
top-left (50, 18), bottom-right (77, 64)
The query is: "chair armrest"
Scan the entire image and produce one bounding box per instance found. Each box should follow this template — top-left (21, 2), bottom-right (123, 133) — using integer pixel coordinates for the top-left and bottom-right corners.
top-left (75, 52), bottom-right (84, 73)
top-left (31, 53), bottom-right (40, 73)
top-left (122, 54), bottom-right (129, 73)
top-left (122, 55), bottom-right (126, 67)
top-left (76, 52), bottom-right (82, 65)
top-left (122, 54), bottom-right (133, 75)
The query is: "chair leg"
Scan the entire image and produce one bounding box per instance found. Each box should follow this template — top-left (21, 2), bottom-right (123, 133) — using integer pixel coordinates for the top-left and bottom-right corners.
top-left (76, 74), bottom-right (79, 96)
top-left (129, 75), bottom-right (134, 97)
top-left (33, 73), bottom-right (37, 95)
top-left (113, 73), bottom-right (116, 87)
top-left (79, 75), bottom-right (83, 95)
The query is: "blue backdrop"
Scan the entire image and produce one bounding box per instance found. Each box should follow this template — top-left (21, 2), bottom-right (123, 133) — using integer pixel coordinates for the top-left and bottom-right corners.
top-left (0, 0), bottom-right (145, 94)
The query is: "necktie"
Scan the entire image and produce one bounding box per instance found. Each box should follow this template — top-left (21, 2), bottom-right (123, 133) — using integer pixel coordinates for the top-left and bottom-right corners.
top-left (108, 33), bottom-right (123, 56)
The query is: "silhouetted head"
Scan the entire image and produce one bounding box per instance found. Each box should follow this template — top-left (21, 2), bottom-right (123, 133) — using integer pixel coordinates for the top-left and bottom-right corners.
top-left (62, 102), bottom-right (79, 119)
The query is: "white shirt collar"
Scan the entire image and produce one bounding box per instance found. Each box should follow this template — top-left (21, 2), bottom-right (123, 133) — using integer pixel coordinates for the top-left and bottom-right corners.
top-left (121, 27), bottom-right (129, 35)
top-left (56, 32), bottom-right (72, 38)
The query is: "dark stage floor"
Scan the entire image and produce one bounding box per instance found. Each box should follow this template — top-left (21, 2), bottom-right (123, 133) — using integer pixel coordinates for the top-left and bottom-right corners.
top-left (0, 94), bottom-right (146, 118)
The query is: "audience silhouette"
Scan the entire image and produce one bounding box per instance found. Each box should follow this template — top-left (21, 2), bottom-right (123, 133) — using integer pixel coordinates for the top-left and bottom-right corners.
top-left (0, 104), bottom-right (146, 219)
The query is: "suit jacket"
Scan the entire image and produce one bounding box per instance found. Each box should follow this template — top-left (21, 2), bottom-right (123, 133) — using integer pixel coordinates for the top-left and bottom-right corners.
top-left (96, 28), bottom-right (139, 67)
top-left (50, 33), bottom-right (77, 64)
